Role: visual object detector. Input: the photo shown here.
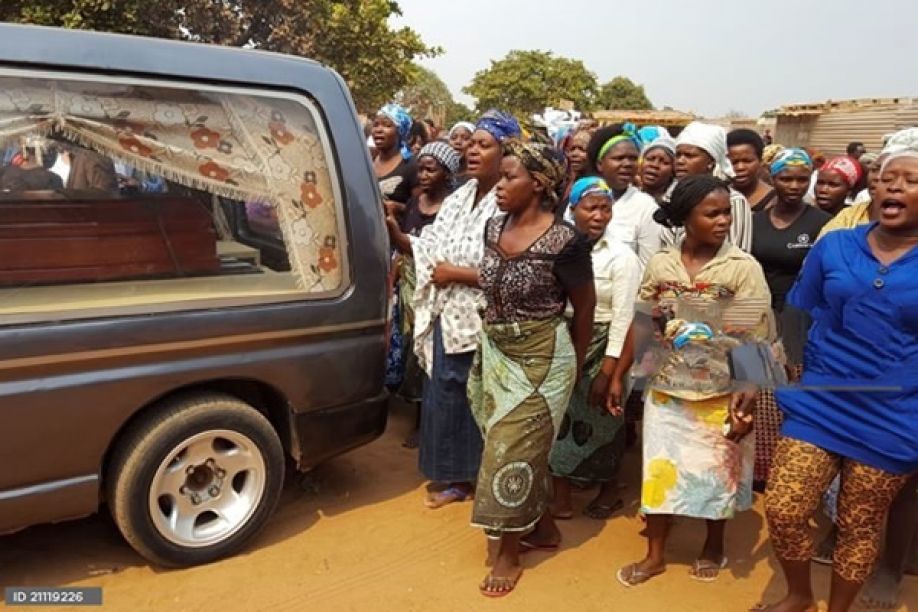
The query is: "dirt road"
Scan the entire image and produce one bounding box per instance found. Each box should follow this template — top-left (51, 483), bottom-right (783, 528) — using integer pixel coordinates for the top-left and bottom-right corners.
top-left (1, 403), bottom-right (915, 611)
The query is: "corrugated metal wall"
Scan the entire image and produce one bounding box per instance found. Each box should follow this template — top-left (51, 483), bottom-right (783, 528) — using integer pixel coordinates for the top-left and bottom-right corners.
top-left (774, 104), bottom-right (918, 155)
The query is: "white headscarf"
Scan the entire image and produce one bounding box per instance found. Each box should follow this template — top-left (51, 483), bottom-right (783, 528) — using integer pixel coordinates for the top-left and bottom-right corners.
top-left (880, 127), bottom-right (918, 171)
top-left (448, 121), bottom-right (476, 138)
top-left (676, 121), bottom-right (735, 178)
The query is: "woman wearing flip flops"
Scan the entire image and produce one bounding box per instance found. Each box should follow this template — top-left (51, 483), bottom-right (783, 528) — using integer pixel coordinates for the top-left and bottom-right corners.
top-left (467, 139), bottom-right (595, 597)
top-left (613, 175), bottom-right (772, 587)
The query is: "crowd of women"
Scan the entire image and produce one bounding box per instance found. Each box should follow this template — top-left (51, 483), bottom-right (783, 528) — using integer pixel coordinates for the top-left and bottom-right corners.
top-left (369, 103), bottom-right (918, 610)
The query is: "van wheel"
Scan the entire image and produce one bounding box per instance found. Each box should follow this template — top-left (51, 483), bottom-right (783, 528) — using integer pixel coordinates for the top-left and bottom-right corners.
top-left (106, 393), bottom-right (284, 567)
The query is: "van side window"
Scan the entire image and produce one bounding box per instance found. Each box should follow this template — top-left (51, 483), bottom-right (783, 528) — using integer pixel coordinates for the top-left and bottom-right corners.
top-left (0, 75), bottom-right (345, 324)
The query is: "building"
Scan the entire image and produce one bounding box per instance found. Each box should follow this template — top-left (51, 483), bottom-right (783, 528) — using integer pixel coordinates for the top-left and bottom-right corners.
top-left (774, 97), bottom-right (918, 155)
top-left (591, 109), bottom-right (695, 133)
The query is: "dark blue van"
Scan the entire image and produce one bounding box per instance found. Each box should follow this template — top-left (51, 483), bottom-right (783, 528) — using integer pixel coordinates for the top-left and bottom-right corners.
top-left (0, 24), bottom-right (389, 567)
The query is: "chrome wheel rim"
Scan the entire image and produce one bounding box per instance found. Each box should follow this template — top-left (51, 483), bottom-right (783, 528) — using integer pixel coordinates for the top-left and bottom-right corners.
top-left (148, 429), bottom-right (266, 548)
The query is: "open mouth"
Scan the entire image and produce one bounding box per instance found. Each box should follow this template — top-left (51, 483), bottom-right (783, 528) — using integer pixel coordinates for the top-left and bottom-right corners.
top-left (880, 199), bottom-right (906, 214)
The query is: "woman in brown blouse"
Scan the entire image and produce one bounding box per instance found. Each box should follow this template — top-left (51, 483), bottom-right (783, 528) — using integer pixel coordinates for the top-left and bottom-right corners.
top-left (467, 139), bottom-right (595, 597)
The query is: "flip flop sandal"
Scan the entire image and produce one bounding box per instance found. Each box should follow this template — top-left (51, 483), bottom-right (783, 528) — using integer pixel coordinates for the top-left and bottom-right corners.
top-left (616, 563), bottom-right (665, 588)
top-left (424, 486), bottom-right (471, 509)
top-left (479, 569), bottom-right (523, 598)
top-left (749, 604), bottom-right (817, 612)
top-left (689, 557), bottom-right (728, 583)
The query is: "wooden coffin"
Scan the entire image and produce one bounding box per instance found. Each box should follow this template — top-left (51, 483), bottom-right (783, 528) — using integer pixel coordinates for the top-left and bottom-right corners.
top-left (0, 194), bottom-right (220, 286)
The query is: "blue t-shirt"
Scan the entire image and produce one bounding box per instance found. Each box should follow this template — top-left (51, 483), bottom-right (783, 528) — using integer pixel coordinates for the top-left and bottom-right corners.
top-left (775, 223), bottom-right (918, 474)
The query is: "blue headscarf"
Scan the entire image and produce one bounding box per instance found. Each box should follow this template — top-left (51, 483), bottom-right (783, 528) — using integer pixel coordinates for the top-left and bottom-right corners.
top-left (475, 110), bottom-right (522, 144)
top-left (769, 148), bottom-right (813, 176)
top-left (569, 176), bottom-right (613, 207)
top-left (377, 103), bottom-right (414, 160)
top-left (638, 125), bottom-right (670, 149)
top-left (598, 122), bottom-right (643, 160)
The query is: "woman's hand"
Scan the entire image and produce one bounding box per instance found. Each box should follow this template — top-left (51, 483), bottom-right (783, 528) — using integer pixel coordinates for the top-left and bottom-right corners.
top-left (589, 372), bottom-right (609, 410)
top-left (725, 385), bottom-right (757, 442)
top-left (383, 200), bottom-right (406, 218)
top-left (605, 375), bottom-right (625, 417)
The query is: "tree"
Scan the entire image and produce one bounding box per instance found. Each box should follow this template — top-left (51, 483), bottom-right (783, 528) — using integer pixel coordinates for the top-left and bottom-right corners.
top-left (0, 0), bottom-right (439, 113)
top-left (446, 102), bottom-right (475, 126)
top-left (463, 50), bottom-right (598, 119)
top-left (396, 65), bottom-right (454, 125)
top-left (595, 76), bottom-right (653, 111)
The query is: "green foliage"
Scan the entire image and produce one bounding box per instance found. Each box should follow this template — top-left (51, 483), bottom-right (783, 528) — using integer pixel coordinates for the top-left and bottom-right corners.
top-left (0, 0), bottom-right (439, 114)
top-left (446, 101), bottom-right (475, 126)
top-left (396, 65), bottom-right (454, 123)
top-left (595, 76), bottom-right (653, 111)
top-left (463, 50), bottom-right (598, 119)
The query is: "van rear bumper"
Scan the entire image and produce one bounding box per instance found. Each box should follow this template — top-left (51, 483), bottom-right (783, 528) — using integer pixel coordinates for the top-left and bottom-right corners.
top-left (289, 391), bottom-right (389, 471)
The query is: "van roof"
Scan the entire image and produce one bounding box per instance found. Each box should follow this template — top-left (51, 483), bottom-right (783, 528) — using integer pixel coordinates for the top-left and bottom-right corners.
top-left (0, 23), bottom-right (339, 89)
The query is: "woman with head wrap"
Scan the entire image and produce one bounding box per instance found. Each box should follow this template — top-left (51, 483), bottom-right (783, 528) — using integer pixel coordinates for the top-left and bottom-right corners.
top-left (373, 103), bottom-right (418, 207)
top-left (447, 121), bottom-right (475, 160)
top-left (469, 139), bottom-right (595, 597)
top-left (750, 148), bottom-right (831, 489)
top-left (613, 175), bottom-right (773, 587)
top-left (813, 155), bottom-right (862, 216)
top-left (758, 143), bottom-right (918, 612)
top-left (409, 110), bottom-right (521, 510)
top-left (386, 141), bottom-right (462, 447)
top-left (549, 176), bottom-right (642, 520)
top-left (667, 121), bottom-right (754, 252)
top-left (640, 135), bottom-right (677, 204)
top-left (585, 123), bottom-right (662, 268)
top-left (728, 129), bottom-right (778, 212)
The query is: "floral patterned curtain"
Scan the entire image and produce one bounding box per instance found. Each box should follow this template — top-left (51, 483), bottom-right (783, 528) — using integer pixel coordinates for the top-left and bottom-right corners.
top-left (0, 77), bottom-right (342, 292)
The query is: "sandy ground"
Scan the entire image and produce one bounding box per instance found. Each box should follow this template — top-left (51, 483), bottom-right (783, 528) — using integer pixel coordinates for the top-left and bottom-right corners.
top-left (1, 401), bottom-right (915, 612)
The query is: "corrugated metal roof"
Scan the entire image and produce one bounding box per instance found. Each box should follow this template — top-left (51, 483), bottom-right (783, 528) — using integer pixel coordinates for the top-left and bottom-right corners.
top-left (592, 109), bottom-right (695, 127)
top-left (774, 103), bottom-right (918, 155)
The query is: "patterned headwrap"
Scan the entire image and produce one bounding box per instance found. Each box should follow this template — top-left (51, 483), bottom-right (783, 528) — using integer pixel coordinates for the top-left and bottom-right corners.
top-left (598, 122), bottom-right (643, 161)
top-left (448, 121), bottom-right (476, 138)
top-left (638, 125), bottom-right (671, 149)
top-left (475, 109), bottom-right (522, 144)
top-left (643, 135), bottom-right (677, 160)
top-left (569, 176), bottom-right (613, 207)
top-left (377, 103), bottom-right (414, 160)
top-left (821, 156), bottom-right (863, 188)
top-left (769, 148), bottom-right (813, 176)
top-left (762, 144), bottom-right (786, 166)
top-left (676, 121), bottom-right (735, 178)
top-left (502, 139), bottom-right (567, 208)
top-left (880, 127), bottom-right (918, 171)
top-left (418, 141), bottom-right (461, 175)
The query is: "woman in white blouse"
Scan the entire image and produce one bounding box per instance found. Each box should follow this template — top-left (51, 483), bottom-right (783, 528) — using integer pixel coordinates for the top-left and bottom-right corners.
top-left (390, 110), bottom-right (523, 508)
top-left (550, 176), bottom-right (642, 519)
top-left (582, 124), bottom-right (662, 269)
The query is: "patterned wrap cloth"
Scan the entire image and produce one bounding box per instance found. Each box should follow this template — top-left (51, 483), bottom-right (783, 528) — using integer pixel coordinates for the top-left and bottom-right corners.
top-left (502, 138), bottom-right (567, 208)
top-left (769, 147), bottom-right (812, 176)
top-left (568, 176), bottom-right (612, 207)
top-left (468, 317), bottom-right (577, 532)
top-left (418, 141), bottom-right (461, 175)
top-left (475, 109), bottom-right (522, 144)
top-left (550, 323), bottom-right (626, 482)
top-left (821, 156), bottom-right (862, 188)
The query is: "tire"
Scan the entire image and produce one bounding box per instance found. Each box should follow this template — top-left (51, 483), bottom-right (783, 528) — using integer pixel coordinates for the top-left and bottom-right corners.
top-left (106, 392), bottom-right (284, 568)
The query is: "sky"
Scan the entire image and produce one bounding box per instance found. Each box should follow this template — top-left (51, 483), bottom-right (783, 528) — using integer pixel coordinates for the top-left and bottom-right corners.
top-left (393, 0), bottom-right (918, 118)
